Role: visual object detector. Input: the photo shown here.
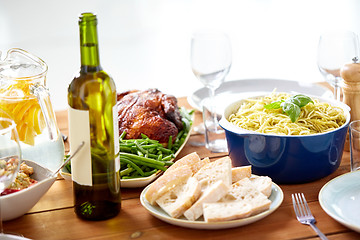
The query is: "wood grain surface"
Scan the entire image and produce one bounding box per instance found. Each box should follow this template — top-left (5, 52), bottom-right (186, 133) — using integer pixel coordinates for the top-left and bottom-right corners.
top-left (4, 95), bottom-right (360, 240)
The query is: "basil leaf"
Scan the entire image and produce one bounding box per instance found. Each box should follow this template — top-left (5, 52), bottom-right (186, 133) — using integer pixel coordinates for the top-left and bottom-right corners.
top-left (264, 100), bottom-right (283, 109)
top-left (280, 101), bottom-right (301, 122)
top-left (291, 94), bottom-right (314, 108)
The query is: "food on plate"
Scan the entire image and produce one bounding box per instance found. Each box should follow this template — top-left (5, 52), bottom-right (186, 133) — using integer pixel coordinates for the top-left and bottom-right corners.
top-left (119, 133), bottom-right (175, 179)
top-left (1, 162), bottom-right (37, 195)
top-left (64, 88), bottom-right (193, 180)
top-left (117, 88), bottom-right (184, 145)
top-left (228, 92), bottom-right (346, 135)
top-left (144, 152), bottom-right (273, 222)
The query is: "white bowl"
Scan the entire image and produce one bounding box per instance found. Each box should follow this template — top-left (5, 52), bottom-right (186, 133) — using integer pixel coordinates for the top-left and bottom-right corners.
top-left (0, 160), bottom-right (56, 221)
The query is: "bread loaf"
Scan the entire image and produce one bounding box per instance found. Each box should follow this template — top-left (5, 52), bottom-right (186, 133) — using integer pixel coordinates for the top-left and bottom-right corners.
top-left (231, 165), bottom-right (252, 183)
top-left (203, 201), bottom-right (252, 222)
top-left (165, 152), bottom-right (201, 175)
top-left (183, 180), bottom-right (229, 221)
top-left (194, 156), bottom-right (232, 191)
top-left (145, 165), bottom-right (192, 205)
top-left (223, 178), bottom-right (271, 216)
top-left (156, 177), bottom-right (201, 218)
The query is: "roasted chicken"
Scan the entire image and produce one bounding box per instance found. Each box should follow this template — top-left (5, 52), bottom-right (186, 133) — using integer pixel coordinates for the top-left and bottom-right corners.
top-left (117, 89), bottom-right (183, 144)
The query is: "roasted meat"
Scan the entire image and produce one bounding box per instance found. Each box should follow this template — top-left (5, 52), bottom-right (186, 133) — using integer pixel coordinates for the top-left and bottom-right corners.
top-left (117, 88), bottom-right (183, 144)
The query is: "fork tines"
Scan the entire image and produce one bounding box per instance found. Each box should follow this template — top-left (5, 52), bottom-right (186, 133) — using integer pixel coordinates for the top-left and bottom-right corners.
top-left (292, 193), bottom-right (314, 220)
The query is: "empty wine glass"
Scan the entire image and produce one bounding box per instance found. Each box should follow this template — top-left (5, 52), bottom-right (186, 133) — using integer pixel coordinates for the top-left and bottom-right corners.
top-left (191, 30), bottom-right (232, 152)
top-left (317, 31), bottom-right (360, 101)
top-left (0, 118), bottom-right (22, 238)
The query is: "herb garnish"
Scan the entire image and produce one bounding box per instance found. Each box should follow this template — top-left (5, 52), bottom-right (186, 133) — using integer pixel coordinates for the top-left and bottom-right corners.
top-left (264, 94), bottom-right (314, 122)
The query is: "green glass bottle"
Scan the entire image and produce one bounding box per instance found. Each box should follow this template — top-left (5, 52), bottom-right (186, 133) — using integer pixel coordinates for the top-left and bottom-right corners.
top-left (67, 12), bottom-right (121, 220)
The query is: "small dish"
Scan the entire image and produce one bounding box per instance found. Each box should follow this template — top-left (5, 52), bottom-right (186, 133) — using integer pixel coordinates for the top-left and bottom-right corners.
top-left (319, 171), bottom-right (360, 233)
top-left (61, 113), bottom-right (194, 188)
top-left (1, 159), bottom-right (56, 221)
top-left (140, 181), bottom-right (284, 230)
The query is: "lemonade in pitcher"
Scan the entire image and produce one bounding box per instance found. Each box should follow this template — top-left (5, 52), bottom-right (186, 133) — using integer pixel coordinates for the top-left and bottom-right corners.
top-left (0, 48), bottom-right (64, 172)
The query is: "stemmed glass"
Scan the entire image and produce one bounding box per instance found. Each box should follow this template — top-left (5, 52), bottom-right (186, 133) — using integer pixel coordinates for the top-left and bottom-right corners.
top-left (191, 30), bottom-right (232, 152)
top-left (317, 31), bottom-right (359, 101)
top-left (0, 117), bottom-right (22, 238)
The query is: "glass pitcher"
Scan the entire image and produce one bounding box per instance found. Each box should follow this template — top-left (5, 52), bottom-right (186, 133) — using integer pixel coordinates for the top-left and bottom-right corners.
top-left (0, 48), bottom-right (64, 172)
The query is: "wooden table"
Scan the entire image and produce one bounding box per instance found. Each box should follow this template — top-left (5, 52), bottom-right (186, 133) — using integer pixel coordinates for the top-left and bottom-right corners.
top-left (5, 97), bottom-right (360, 240)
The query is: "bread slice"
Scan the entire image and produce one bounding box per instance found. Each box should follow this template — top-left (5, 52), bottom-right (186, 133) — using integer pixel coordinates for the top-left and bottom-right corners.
top-left (250, 176), bottom-right (272, 197)
top-left (194, 156), bottom-right (232, 191)
top-left (145, 165), bottom-right (192, 205)
top-left (203, 201), bottom-right (252, 222)
top-left (199, 157), bottom-right (210, 169)
top-left (165, 152), bottom-right (201, 175)
top-left (231, 165), bottom-right (252, 183)
top-left (223, 178), bottom-right (271, 216)
top-left (156, 177), bottom-right (201, 218)
top-left (183, 180), bottom-right (229, 221)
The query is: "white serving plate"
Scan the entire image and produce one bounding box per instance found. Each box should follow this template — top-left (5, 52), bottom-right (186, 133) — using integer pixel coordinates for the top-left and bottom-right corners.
top-left (61, 114), bottom-right (193, 188)
top-left (140, 180), bottom-right (284, 230)
top-left (1, 160), bottom-right (56, 221)
top-left (319, 171), bottom-right (360, 233)
top-left (188, 78), bottom-right (333, 114)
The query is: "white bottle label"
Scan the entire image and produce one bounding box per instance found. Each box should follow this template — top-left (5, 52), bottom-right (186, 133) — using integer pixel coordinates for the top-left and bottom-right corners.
top-left (68, 107), bottom-right (92, 186)
top-left (113, 105), bottom-right (120, 172)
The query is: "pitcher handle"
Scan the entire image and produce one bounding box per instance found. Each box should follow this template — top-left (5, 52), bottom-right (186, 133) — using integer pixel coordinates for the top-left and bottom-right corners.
top-left (30, 83), bottom-right (60, 141)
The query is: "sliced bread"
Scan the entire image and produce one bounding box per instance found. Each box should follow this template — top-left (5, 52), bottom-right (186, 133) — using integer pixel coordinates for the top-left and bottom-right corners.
top-left (223, 178), bottom-right (271, 216)
top-left (199, 157), bottom-right (210, 169)
top-left (183, 180), bottom-right (229, 221)
top-left (250, 176), bottom-right (272, 197)
top-left (203, 201), bottom-right (252, 222)
top-left (145, 165), bottom-right (193, 205)
top-left (156, 177), bottom-right (201, 218)
top-left (165, 152), bottom-right (201, 175)
top-left (231, 165), bottom-right (252, 183)
top-left (194, 156), bottom-right (232, 191)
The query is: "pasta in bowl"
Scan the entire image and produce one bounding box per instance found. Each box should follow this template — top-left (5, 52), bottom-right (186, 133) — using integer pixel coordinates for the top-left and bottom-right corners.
top-left (219, 92), bottom-right (350, 184)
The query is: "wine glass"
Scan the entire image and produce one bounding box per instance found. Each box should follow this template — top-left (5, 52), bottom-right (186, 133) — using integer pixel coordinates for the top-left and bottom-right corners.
top-left (317, 31), bottom-right (360, 101)
top-left (191, 30), bottom-right (232, 152)
top-left (0, 117), bottom-right (22, 238)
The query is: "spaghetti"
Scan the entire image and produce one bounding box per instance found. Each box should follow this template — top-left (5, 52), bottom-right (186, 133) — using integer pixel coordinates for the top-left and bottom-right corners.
top-left (228, 93), bottom-right (346, 135)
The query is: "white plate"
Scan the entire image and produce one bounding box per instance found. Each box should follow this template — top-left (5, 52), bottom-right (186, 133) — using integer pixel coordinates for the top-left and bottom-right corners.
top-left (140, 181), bottom-right (284, 230)
top-left (61, 114), bottom-right (194, 188)
top-left (188, 78), bottom-right (333, 114)
top-left (319, 171), bottom-right (360, 233)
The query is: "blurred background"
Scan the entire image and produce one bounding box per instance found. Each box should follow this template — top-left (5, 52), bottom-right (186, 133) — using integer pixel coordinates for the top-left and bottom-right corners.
top-left (1, 0), bottom-right (359, 111)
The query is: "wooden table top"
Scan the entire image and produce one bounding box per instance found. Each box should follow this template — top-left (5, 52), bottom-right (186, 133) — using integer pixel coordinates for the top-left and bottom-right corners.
top-left (4, 97), bottom-right (360, 240)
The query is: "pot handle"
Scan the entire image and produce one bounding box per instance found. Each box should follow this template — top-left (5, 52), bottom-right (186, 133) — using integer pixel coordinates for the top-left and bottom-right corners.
top-left (30, 83), bottom-right (60, 141)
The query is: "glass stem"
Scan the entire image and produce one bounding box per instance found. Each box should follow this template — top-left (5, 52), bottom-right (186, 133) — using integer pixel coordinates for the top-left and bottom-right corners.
top-left (208, 87), bottom-right (218, 131)
top-left (334, 77), bottom-right (341, 101)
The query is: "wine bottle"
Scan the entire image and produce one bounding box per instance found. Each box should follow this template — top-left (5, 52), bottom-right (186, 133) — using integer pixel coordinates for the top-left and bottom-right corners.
top-left (67, 12), bottom-right (121, 220)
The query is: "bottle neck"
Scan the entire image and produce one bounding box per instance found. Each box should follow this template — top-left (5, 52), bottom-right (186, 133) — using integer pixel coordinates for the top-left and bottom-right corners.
top-left (79, 14), bottom-right (101, 70)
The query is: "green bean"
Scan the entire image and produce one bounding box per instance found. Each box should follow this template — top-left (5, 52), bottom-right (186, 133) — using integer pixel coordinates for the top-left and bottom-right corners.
top-left (120, 131), bottom-right (127, 140)
top-left (144, 169), bottom-right (158, 176)
top-left (134, 140), bottom-right (147, 154)
top-left (120, 152), bottom-right (166, 166)
top-left (122, 156), bottom-right (167, 172)
top-left (161, 155), bottom-right (173, 162)
top-left (157, 146), bottom-right (172, 154)
top-left (167, 135), bottom-right (173, 150)
top-left (120, 167), bottom-right (134, 176)
top-left (121, 158), bottom-right (145, 176)
top-left (164, 161), bottom-right (174, 166)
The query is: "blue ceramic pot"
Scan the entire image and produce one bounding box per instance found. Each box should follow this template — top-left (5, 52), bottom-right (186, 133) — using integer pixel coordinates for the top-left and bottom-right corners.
top-left (220, 95), bottom-right (350, 184)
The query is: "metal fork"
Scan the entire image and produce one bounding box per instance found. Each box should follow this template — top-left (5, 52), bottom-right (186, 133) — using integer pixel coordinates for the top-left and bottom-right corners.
top-left (292, 193), bottom-right (329, 240)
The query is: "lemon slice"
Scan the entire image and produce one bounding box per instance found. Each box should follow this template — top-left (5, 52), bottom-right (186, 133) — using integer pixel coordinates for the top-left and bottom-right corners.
top-left (0, 83), bottom-right (46, 145)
